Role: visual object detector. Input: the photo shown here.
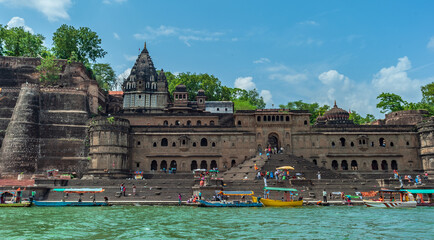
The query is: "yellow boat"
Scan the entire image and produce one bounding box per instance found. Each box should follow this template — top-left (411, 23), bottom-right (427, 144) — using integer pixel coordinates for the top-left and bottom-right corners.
top-left (253, 187), bottom-right (303, 207)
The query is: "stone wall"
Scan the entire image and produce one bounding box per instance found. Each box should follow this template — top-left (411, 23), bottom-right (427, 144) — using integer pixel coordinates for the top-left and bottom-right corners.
top-left (385, 110), bottom-right (429, 125)
top-left (418, 116), bottom-right (434, 174)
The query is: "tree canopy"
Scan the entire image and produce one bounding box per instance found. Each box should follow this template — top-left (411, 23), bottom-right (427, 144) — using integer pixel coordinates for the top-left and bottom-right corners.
top-left (0, 25), bottom-right (45, 57)
top-left (92, 63), bottom-right (116, 91)
top-left (165, 72), bottom-right (266, 111)
top-left (279, 100), bottom-right (330, 124)
top-left (376, 82), bottom-right (434, 116)
top-left (52, 24), bottom-right (107, 65)
top-left (349, 111), bottom-right (376, 125)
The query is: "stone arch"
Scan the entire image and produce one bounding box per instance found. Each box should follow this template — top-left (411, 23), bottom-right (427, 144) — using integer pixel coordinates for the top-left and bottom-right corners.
top-left (197, 120), bottom-right (201, 126)
top-left (210, 160), bottom-right (217, 169)
top-left (172, 142), bottom-right (176, 147)
top-left (372, 160), bottom-right (378, 170)
top-left (304, 120), bottom-right (308, 125)
top-left (332, 160), bottom-right (338, 170)
top-left (151, 160), bottom-right (158, 171)
top-left (381, 160), bottom-right (388, 171)
top-left (379, 138), bottom-right (386, 147)
top-left (341, 160), bottom-right (348, 170)
top-left (212, 142), bottom-right (216, 147)
top-left (161, 138), bottom-right (168, 146)
top-left (200, 160), bottom-right (207, 170)
top-left (160, 160), bottom-right (167, 170)
top-left (231, 159), bottom-right (236, 167)
top-left (191, 160), bottom-right (198, 171)
top-left (267, 132), bottom-right (280, 149)
top-left (170, 160), bottom-right (177, 169)
top-left (163, 120), bottom-right (168, 126)
top-left (237, 120), bottom-right (242, 126)
top-left (257, 116), bottom-right (261, 121)
top-left (351, 160), bottom-right (358, 170)
top-left (391, 160), bottom-right (398, 170)
top-left (200, 138), bottom-right (208, 147)
top-left (313, 159), bottom-right (317, 165)
top-left (286, 116), bottom-right (289, 121)
top-left (187, 120), bottom-right (191, 126)
top-left (210, 120), bottom-right (215, 126)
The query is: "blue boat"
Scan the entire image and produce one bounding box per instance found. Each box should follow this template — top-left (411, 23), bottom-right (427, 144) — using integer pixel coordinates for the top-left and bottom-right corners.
top-left (33, 188), bottom-right (110, 207)
top-left (198, 191), bottom-right (263, 207)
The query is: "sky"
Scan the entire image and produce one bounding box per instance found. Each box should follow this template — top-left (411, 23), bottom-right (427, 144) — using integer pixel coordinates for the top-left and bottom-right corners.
top-left (1, 0), bottom-right (433, 118)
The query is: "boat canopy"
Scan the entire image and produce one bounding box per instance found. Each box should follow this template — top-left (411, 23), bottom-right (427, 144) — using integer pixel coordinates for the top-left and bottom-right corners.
top-left (264, 187), bottom-right (298, 192)
top-left (52, 188), bottom-right (105, 193)
top-left (218, 191), bottom-right (254, 196)
top-left (405, 189), bottom-right (434, 194)
top-left (276, 166), bottom-right (294, 170)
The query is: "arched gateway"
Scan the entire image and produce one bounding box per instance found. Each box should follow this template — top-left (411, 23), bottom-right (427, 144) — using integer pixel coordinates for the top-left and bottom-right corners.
top-left (267, 133), bottom-right (279, 149)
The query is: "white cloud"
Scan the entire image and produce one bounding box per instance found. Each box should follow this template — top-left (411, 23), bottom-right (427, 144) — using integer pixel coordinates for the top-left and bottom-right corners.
top-left (298, 20), bottom-right (319, 26)
top-left (113, 32), bottom-right (120, 40)
top-left (253, 58), bottom-right (270, 64)
top-left (428, 37), bottom-right (434, 50)
top-left (260, 90), bottom-right (273, 106)
top-left (0, 0), bottom-right (71, 21)
top-left (318, 70), bottom-right (350, 90)
top-left (134, 25), bottom-right (223, 46)
top-left (124, 54), bottom-right (137, 61)
top-left (234, 76), bottom-right (256, 90)
top-left (372, 56), bottom-right (421, 96)
top-left (6, 17), bottom-right (33, 34)
top-left (269, 73), bottom-right (307, 83)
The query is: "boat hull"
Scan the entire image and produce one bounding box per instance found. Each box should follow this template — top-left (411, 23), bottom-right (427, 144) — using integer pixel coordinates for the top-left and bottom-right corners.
top-left (33, 201), bottom-right (109, 207)
top-left (198, 200), bottom-right (263, 207)
top-left (363, 200), bottom-right (417, 208)
top-left (253, 196), bottom-right (303, 207)
top-left (0, 202), bottom-right (32, 207)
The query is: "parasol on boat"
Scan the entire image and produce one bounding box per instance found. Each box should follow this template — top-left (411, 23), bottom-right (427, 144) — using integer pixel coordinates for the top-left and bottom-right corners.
top-left (276, 166), bottom-right (295, 170)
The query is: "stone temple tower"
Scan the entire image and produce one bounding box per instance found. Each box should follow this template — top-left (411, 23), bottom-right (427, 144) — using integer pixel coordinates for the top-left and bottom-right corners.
top-left (122, 43), bottom-right (170, 113)
top-left (418, 116), bottom-right (434, 177)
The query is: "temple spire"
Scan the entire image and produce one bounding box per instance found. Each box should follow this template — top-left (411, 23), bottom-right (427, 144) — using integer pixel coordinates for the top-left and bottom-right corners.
top-left (334, 100), bottom-right (337, 108)
top-left (144, 42), bottom-right (147, 50)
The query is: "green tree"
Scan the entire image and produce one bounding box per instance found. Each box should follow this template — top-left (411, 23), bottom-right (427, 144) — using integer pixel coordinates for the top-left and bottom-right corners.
top-left (92, 63), bottom-right (116, 91)
top-left (349, 111), bottom-right (376, 125)
top-left (421, 82), bottom-right (434, 105)
top-left (235, 88), bottom-right (266, 109)
top-left (36, 55), bottom-right (61, 84)
top-left (1, 26), bottom-right (45, 57)
top-left (280, 100), bottom-right (329, 124)
top-left (52, 24), bottom-right (107, 64)
top-left (376, 92), bottom-right (407, 114)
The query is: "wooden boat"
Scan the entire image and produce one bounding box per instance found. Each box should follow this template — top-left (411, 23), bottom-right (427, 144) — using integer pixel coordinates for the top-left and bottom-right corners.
top-left (0, 190), bottom-right (32, 207)
top-left (253, 187), bottom-right (303, 207)
top-left (405, 189), bottom-right (434, 207)
top-left (33, 188), bottom-right (110, 207)
top-left (198, 191), bottom-right (263, 207)
top-left (363, 189), bottom-right (416, 208)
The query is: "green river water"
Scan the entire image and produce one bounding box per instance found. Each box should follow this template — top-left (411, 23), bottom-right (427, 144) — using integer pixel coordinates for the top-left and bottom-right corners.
top-left (0, 206), bottom-right (433, 240)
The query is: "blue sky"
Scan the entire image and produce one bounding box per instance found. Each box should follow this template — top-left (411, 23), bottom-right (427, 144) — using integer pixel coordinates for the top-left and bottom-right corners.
top-left (1, 0), bottom-right (433, 118)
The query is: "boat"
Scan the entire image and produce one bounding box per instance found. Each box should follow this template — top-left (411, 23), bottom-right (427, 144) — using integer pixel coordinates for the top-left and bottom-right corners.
top-left (252, 187), bottom-right (303, 207)
top-left (363, 189), bottom-right (417, 208)
top-left (405, 189), bottom-right (434, 206)
top-left (32, 188), bottom-right (110, 207)
top-left (0, 189), bottom-right (32, 207)
top-left (198, 191), bottom-right (263, 207)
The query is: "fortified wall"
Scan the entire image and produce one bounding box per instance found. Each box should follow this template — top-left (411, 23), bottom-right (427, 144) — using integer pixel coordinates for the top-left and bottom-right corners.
top-left (0, 56), bottom-right (103, 178)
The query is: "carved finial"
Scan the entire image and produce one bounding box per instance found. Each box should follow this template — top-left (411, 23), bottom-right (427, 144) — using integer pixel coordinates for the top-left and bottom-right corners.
top-left (334, 100), bottom-right (337, 108)
top-left (144, 42), bottom-right (147, 49)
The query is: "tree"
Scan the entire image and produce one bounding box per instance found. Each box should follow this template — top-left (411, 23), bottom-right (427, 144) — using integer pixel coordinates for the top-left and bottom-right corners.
top-left (376, 92), bottom-right (407, 114)
top-left (52, 24), bottom-right (107, 64)
top-left (349, 111), bottom-right (376, 125)
top-left (280, 100), bottom-right (329, 124)
top-left (0, 26), bottom-right (45, 57)
top-left (36, 55), bottom-right (61, 84)
top-left (92, 63), bottom-right (116, 91)
top-left (421, 82), bottom-right (434, 105)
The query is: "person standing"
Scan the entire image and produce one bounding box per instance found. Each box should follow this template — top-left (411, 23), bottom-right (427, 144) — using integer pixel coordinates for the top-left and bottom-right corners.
top-left (323, 189), bottom-right (327, 203)
top-left (317, 171), bottom-right (321, 180)
top-left (178, 193), bottom-right (182, 205)
top-left (198, 192), bottom-right (202, 200)
top-left (132, 184), bottom-right (136, 196)
top-left (123, 185), bottom-right (126, 197)
top-left (120, 183), bottom-right (124, 197)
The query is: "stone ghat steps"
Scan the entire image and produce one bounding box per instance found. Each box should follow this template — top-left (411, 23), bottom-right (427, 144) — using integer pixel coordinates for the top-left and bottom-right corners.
top-left (0, 179), bottom-right (35, 187)
top-left (222, 156), bottom-right (265, 180)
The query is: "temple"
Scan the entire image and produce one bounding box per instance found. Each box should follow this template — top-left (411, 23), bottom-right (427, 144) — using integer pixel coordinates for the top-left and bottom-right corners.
top-left (0, 44), bottom-right (433, 179)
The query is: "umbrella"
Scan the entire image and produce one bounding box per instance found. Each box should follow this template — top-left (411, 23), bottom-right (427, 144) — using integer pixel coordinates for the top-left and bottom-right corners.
top-left (276, 166), bottom-right (295, 170)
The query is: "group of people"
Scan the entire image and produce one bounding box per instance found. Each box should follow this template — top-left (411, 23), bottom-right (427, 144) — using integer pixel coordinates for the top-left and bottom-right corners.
top-left (259, 146), bottom-right (285, 159)
top-left (395, 170), bottom-right (428, 188)
top-left (255, 170), bottom-right (301, 181)
top-left (119, 183), bottom-right (137, 197)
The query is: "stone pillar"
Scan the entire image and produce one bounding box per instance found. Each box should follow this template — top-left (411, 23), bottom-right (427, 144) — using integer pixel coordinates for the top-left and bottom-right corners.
top-left (0, 83), bottom-right (40, 177)
top-left (87, 116), bottom-right (130, 178)
top-left (418, 116), bottom-right (434, 177)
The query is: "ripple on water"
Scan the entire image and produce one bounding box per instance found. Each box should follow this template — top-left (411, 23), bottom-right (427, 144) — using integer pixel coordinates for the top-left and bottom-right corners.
top-left (0, 206), bottom-right (433, 239)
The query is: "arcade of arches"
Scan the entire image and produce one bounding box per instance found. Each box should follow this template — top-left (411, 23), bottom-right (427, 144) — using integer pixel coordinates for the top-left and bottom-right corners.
top-left (329, 159), bottom-right (398, 171)
top-left (149, 159), bottom-right (223, 171)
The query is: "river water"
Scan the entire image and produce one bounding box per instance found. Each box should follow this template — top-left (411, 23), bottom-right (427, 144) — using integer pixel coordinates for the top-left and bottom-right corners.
top-left (1, 206), bottom-right (432, 239)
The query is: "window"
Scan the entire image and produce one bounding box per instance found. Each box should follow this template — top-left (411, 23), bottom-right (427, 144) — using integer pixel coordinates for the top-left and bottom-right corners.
top-left (217, 108), bottom-right (220, 111)
top-left (257, 116), bottom-right (261, 122)
top-left (372, 160), bottom-right (378, 170)
top-left (182, 140), bottom-right (186, 145)
top-left (200, 138), bottom-right (208, 147)
top-left (136, 162), bottom-right (140, 168)
top-left (139, 95), bottom-right (141, 99)
top-left (381, 160), bottom-right (388, 171)
top-left (137, 141), bottom-right (141, 146)
top-left (172, 142), bottom-right (176, 147)
top-left (163, 120), bottom-right (168, 126)
top-left (341, 160), bottom-right (348, 170)
top-left (313, 159), bottom-right (317, 165)
top-left (161, 160), bottom-right (168, 171)
top-left (268, 116), bottom-right (271, 121)
top-left (340, 138), bottom-right (346, 147)
top-left (391, 160), bottom-right (398, 170)
top-left (175, 120), bottom-right (180, 126)
top-left (237, 120), bottom-right (242, 126)
top-left (200, 160), bottom-right (208, 170)
top-left (187, 120), bottom-right (191, 126)
top-left (304, 120), bottom-right (308, 125)
top-left (406, 141), bottom-right (409, 146)
top-left (350, 142), bottom-right (354, 147)
top-left (351, 160), bottom-right (358, 170)
top-left (151, 160), bottom-right (158, 170)
top-left (272, 116), bottom-right (275, 122)
top-left (210, 120), bottom-right (215, 126)
top-left (210, 160), bottom-right (217, 169)
top-left (212, 142), bottom-right (216, 147)
top-left (379, 138), bottom-right (386, 147)
top-left (191, 160), bottom-right (198, 171)
top-left (161, 138), bottom-right (168, 147)
top-left (332, 160), bottom-right (338, 170)
top-left (231, 159), bottom-right (236, 167)
top-left (197, 120), bottom-right (201, 126)
top-left (390, 142), bottom-right (394, 147)
top-left (192, 142), bottom-right (197, 147)
top-left (286, 116), bottom-right (290, 121)
top-left (170, 160), bottom-right (177, 169)
top-left (263, 116), bottom-right (266, 121)
top-left (153, 142), bottom-right (157, 147)
top-left (331, 142), bottom-right (335, 147)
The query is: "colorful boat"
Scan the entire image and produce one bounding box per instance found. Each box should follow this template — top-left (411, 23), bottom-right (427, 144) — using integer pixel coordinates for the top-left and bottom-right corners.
top-left (405, 189), bottom-right (434, 206)
top-left (363, 189), bottom-right (416, 208)
top-left (32, 188), bottom-right (110, 207)
top-left (198, 191), bottom-right (263, 207)
top-left (252, 187), bottom-right (303, 207)
top-left (0, 189), bottom-right (31, 207)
